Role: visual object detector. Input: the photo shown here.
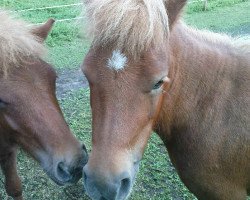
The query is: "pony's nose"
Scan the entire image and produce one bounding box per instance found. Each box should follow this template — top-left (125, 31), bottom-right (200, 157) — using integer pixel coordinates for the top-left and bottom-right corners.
top-left (56, 161), bottom-right (72, 183)
top-left (83, 167), bottom-right (131, 200)
top-left (55, 145), bottom-right (88, 185)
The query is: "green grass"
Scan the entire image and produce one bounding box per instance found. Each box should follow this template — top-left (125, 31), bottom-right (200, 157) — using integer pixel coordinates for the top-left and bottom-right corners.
top-left (185, 1), bottom-right (250, 34)
top-left (1, 0), bottom-right (79, 10)
top-left (0, 0), bottom-right (249, 199)
top-left (186, 0), bottom-right (248, 13)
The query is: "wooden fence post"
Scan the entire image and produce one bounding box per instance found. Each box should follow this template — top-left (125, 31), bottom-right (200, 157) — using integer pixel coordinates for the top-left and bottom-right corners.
top-left (203, 0), bottom-right (208, 11)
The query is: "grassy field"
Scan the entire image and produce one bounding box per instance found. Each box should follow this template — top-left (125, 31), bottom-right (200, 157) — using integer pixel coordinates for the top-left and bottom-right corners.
top-left (0, 0), bottom-right (250, 199)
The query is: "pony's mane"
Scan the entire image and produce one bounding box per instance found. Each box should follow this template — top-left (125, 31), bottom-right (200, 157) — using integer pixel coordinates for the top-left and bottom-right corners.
top-left (233, 36), bottom-right (250, 56)
top-left (181, 22), bottom-right (250, 56)
top-left (0, 10), bottom-right (45, 75)
top-left (84, 0), bottom-right (169, 57)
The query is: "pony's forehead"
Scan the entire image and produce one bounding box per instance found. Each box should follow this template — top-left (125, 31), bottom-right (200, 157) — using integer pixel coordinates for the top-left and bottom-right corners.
top-left (85, 0), bottom-right (169, 58)
top-left (107, 50), bottom-right (128, 71)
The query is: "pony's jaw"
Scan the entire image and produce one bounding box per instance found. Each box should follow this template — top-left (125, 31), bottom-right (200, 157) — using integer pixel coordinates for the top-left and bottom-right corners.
top-left (4, 120), bottom-right (88, 186)
top-left (3, 107), bottom-right (88, 186)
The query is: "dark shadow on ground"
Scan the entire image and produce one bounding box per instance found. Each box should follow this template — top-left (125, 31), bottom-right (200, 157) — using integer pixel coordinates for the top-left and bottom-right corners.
top-left (56, 67), bottom-right (88, 99)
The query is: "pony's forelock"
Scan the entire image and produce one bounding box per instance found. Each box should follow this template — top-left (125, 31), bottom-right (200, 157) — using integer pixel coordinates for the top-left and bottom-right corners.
top-left (84, 0), bottom-right (169, 58)
top-left (0, 10), bottom-right (45, 76)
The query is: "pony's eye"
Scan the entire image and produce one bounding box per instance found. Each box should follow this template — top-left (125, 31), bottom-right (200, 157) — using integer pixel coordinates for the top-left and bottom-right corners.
top-left (0, 99), bottom-right (7, 109)
top-left (153, 79), bottom-right (164, 90)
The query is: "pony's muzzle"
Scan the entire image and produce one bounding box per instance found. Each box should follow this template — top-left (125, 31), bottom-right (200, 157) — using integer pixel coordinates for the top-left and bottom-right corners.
top-left (54, 144), bottom-right (88, 185)
top-left (83, 166), bottom-right (132, 200)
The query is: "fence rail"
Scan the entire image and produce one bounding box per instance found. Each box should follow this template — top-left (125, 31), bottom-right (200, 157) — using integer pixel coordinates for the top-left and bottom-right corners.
top-left (4, 0), bottom-right (207, 25)
top-left (32, 17), bottom-right (84, 26)
top-left (14, 0), bottom-right (206, 13)
top-left (16, 3), bottom-right (83, 12)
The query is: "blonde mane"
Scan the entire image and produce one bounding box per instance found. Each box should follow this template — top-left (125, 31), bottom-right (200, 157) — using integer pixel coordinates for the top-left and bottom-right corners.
top-left (84, 0), bottom-right (169, 57)
top-left (0, 10), bottom-right (45, 75)
top-left (233, 36), bottom-right (250, 56)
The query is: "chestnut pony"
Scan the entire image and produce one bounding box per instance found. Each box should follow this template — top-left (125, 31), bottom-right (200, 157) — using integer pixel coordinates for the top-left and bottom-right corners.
top-left (0, 11), bottom-right (88, 199)
top-left (82, 0), bottom-right (250, 199)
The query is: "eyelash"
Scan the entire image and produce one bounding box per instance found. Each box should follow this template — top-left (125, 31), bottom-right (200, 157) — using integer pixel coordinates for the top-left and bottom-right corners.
top-left (153, 80), bottom-right (164, 90)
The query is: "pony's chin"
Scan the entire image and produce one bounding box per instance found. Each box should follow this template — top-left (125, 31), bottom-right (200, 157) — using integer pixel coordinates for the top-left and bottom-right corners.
top-left (47, 170), bottom-right (82, 186)
top-left (84, 178), bottom-right (134, 200)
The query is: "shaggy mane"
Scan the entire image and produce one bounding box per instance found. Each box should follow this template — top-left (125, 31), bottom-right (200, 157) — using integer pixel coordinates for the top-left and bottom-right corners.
top-left (84, 0), bottom-right (169, 57)
top-left (180, 22), bottom-right (250, 57)
top-left (0, 10), bottom-right (45, 75)
top-left (233, 36), bottom-right (250, 56)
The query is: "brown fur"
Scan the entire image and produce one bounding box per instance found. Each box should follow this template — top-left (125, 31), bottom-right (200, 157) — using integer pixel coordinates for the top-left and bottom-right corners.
top-left (156, 22), bottom-right (250, 199)
top-left (82, 0), bottom-right (250, 199)
top-left (0, 12), bottom-right (88, 199)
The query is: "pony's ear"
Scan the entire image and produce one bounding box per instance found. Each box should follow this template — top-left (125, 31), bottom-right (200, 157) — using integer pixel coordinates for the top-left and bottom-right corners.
top-left (165, 0), bottom-right (187, 28)
top-left (31, 18), bottom-right (55, 42)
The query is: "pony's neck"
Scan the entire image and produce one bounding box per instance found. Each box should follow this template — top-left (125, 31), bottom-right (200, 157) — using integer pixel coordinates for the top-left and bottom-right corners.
top-left (155, 22), bottom-right (238, 142)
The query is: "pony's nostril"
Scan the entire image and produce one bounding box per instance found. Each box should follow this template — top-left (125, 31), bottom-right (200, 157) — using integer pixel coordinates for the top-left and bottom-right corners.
top-left (82, 144), bottom-right (87, 153)
top-left (83, 170), bottom-right (87, 182)
top-left (81, 144), bottom-right (89, 166)
top-left (57, 162), bottom-right (71, 181)
top-left (121, 177), bottom-right (130, 191)
top-left (119, 177), bottom-right (131, 199)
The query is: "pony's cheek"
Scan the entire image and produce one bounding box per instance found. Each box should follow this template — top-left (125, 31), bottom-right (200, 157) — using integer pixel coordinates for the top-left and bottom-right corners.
top-left (148, 93), bottom-right (164, 120)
